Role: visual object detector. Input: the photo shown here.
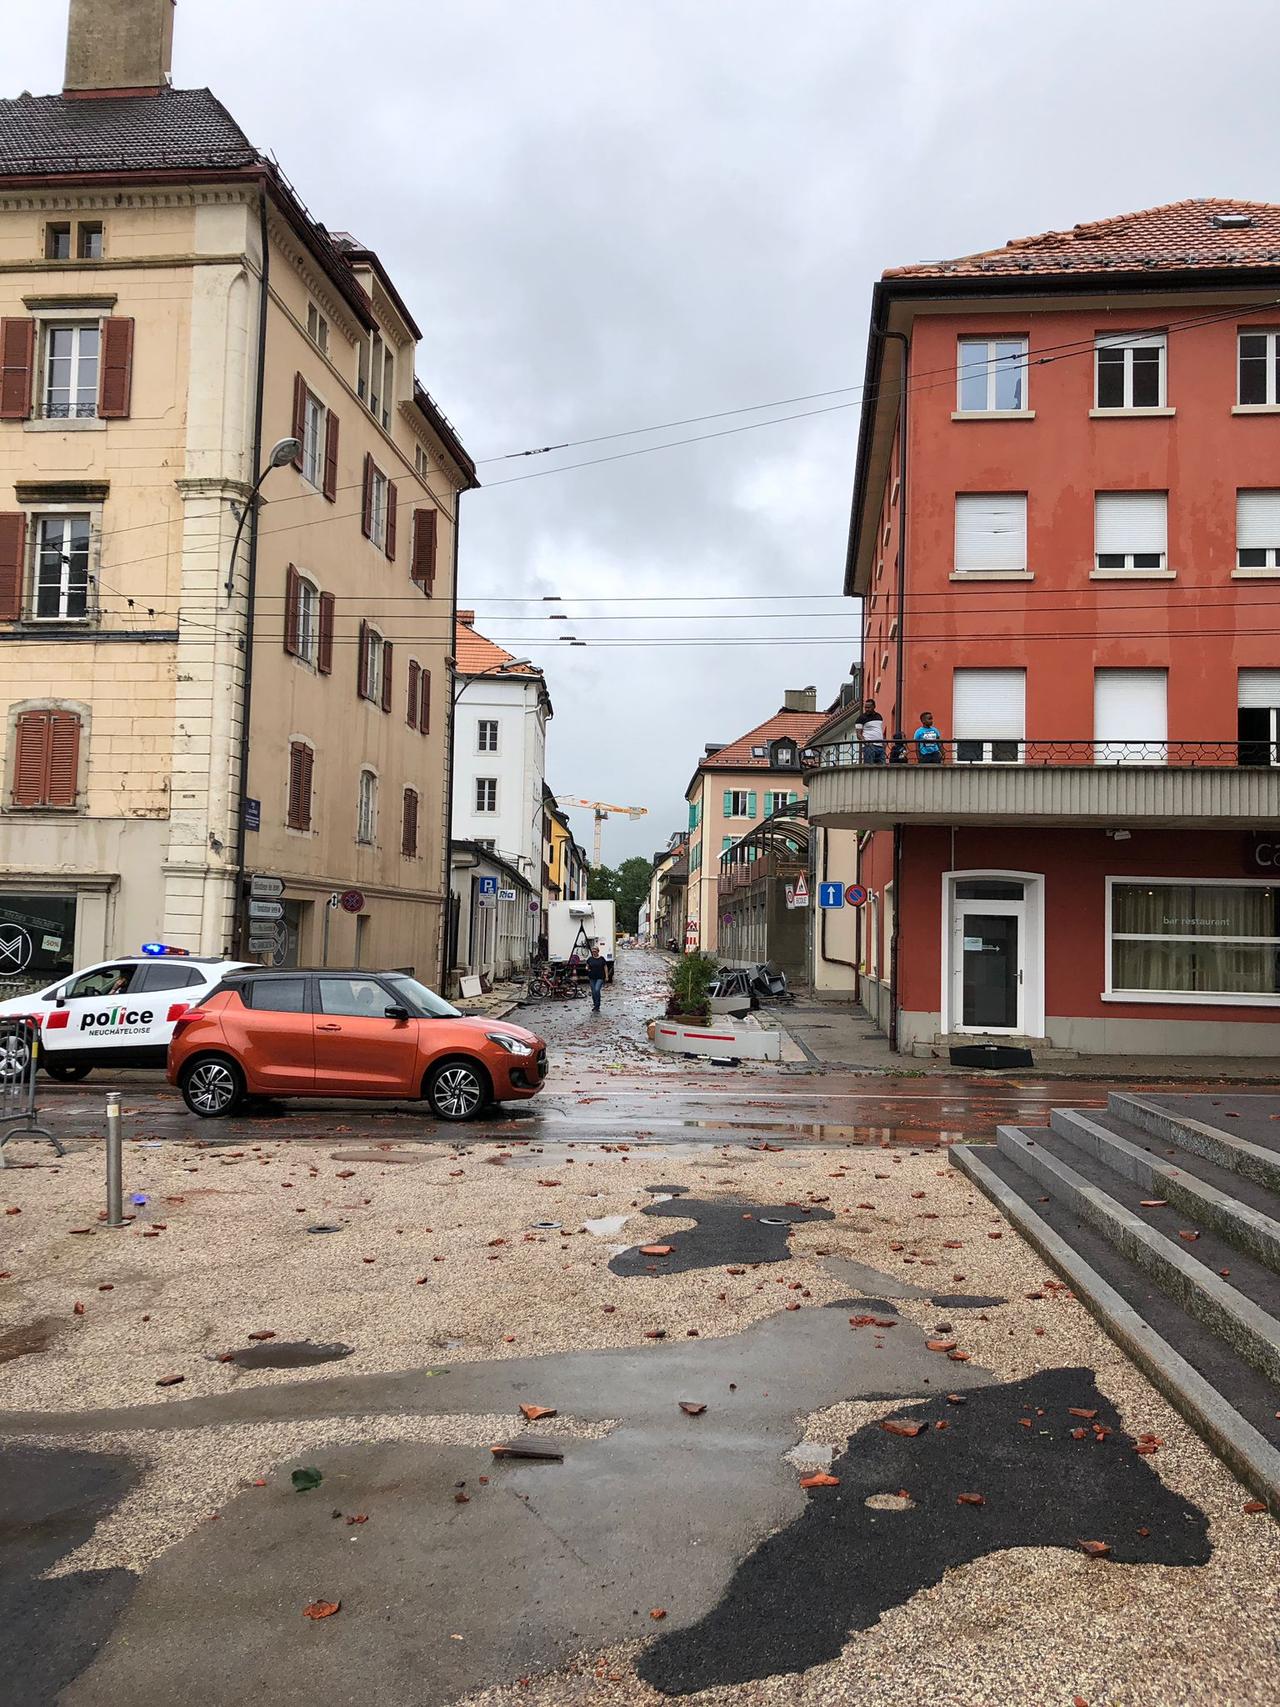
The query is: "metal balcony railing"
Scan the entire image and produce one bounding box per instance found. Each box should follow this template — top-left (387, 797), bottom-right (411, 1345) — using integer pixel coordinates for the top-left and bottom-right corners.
top-left (801, 739), bottom-right (1274, 770)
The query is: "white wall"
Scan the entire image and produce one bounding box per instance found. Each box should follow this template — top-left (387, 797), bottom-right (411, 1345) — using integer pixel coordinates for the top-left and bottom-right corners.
top-left (451, 674), bottom-right (548, 879)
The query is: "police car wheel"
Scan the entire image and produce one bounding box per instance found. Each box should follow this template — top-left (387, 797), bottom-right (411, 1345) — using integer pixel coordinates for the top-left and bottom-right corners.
top-left (44, 1060), bottom-right (92, 1082)
top-left (180, 1056), bottom-right (244, 1118)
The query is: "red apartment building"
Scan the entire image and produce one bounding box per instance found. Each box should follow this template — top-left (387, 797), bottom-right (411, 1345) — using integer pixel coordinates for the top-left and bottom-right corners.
top-left (806, 199), bottom-right (1280, 1059)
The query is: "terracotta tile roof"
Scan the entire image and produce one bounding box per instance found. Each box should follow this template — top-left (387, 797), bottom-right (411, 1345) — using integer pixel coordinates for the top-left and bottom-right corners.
top-left (0, 87), bottom-right (257, 175)
top-left (699, 708), bottom-right (826, 771)
top-left (886, 199), bottom-right (1280, 280)
top-left (455, 611), bottom-right (540, 677)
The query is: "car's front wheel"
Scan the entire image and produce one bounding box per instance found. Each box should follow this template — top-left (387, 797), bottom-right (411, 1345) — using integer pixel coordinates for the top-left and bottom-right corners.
top-left (426, 1058), bottom-right (490, 1122)
top-left (44, 1059), bottom-right (92, 1082)
top-left (180, 1055), bottom-right (244, 1118)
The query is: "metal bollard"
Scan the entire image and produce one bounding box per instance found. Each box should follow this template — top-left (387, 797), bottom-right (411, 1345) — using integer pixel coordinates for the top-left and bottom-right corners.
top-left (105, 1091), bottom-right (123, 1228)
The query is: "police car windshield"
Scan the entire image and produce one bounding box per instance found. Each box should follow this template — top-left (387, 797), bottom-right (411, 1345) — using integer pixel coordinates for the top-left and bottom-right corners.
top-left (383, 976), bottom-right (461, 1019)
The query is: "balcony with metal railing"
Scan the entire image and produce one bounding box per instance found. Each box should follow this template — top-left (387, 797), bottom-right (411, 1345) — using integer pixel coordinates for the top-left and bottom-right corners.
top-left (801, 739), bottom-right (1280, 829)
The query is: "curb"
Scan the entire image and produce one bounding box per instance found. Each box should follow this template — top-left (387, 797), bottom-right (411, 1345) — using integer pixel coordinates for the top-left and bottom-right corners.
top-left (950, 1142), bottom-right (1280, 1515)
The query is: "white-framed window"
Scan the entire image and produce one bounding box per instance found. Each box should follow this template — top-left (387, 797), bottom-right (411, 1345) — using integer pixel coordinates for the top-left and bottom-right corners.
top-left (301, 390), bottom-right (326, 487)
top-left (1237, 490), bottom-right (1280, 570)
top-left (475, 777), bottom-right (498, 814)
top-left (1094, 668), bottom-right (1167, 765)
top-left (294, 573), bottom-right (319, 663)
top-left (1107, 878), bottom-right (1280, 1003)
top-left (362, 330), bottom-right (394, 428)
top-left (369, 467), bottom-right (388, 548)
top-left (1095, 491), bottom-right (1167, 572)
top-left (477, 718), bottom-right (499, 753)
top-left (953, 668), bottom-right (1025, 763)
top-left (1238, 329), bottom-right (1280, 406)
top-left (45, 222), bottom-right (72, 260)
top-left (1095, 332), bottom-right (1166, 409)
top-left (77, 222), bottom-right (103, 260)
top-left (1238, 670), bottom-right (1280, 767)
top-left (380, 346), bottom-right (394, 430)
top-left (306, 303), bottom-right (329, 355)
top-left (414, 443), bottom-right (430, 477)
top-left (30, 512), bottom-right (95, 621)
top-left (42, 322), bottom-right (99, 419)
top-left (957, 336), bottom-right (1028, 412)
top-left (357, 768), bottom-right (378, 844)
top-left (955, 493), bottom-right (1028, 574)
top-left (725, 790), bottom-right (753, 817)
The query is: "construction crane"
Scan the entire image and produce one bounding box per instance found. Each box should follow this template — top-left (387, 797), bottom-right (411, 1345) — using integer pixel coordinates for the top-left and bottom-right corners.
top-left (555, 797), bottom-right (648, 868)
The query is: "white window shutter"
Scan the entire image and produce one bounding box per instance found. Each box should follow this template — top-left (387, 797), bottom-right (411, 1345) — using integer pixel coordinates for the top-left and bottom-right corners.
top-left (1095, 492), bottom-right (1167, 555)
top-left (1238, 669), bottom-right (1280, 709)
top-left (1237, 490), bottom-right (1280, 550)
top-left (955, 494), bottom-right (1027, 571)
top-left (1094, 669), bottom-right (1167, 755)
top-left (952, 669), bottom-right (1026, 740)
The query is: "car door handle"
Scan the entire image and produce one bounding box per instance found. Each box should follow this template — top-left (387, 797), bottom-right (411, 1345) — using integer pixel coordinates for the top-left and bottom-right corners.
top-left (317, 1023), bottom-right (342, 1031)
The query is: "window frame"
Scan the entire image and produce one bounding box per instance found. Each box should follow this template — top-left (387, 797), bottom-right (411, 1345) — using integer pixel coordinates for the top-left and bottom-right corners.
top-left (477, 718), bottom-right (499, 754)
top-left (725, 790), bottom-right (751, 817)
top-left (29, 509), bottom-right (96, 623)
top-left (1237, 328), bottom-right (1280, 406)
top-left (402, 785), bottom-right (419, 858)
top-left (293, 572), bottom-right (320, 664)
top-left (954, 491), bottom-right (1029, 576)
top-left (77, 222), bottom-right (104, 261)
top-left (1094, 490), bottom-right (1169, 575)
top-left (475, 776), bottom-right (498, 815)
top-left (1105, 876), bottom-right (1280, 1006)
top-left (362, 626), bottom-right (386, 704)
top-left (286, 739), bottom-right (314, 833)
top-left (41, 319), bottom-right (100, 421)
top-left (956, 335), bottom-right (1029, 413)
top-left (356, 767), bottom-right (378, 845)
top-left (369, 466), bottom-right (388, 548)
top-left (301, 389), bottom-right (326, 488)
top-left (306, 302), bottom-right (329, 356)
top-left (1236, 489), bottom-right (1280, 571)
top-left (1094, 331), bottom-right (1167, 411)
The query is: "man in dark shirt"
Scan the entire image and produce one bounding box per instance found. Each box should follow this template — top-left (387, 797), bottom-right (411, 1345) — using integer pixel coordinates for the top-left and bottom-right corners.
top-left (585, 944), bottom-right (609, 1013)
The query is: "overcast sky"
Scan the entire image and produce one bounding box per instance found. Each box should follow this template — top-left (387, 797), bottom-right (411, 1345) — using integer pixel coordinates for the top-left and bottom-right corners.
top-left (10, 0), bottom-right (1280, 860)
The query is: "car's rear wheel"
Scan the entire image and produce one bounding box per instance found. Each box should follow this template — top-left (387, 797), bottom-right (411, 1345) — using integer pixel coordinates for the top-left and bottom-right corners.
top-left (180, 1055), bottom-right (244, 1118)
top-left (44, 1060), bottom-right (92, 1082)
top-left (426, 1058), bottom-right (490, 1122)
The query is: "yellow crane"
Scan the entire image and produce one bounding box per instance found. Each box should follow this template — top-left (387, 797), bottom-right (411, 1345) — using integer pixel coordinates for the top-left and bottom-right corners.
top-left (555, 797), bottom-right (648, 868)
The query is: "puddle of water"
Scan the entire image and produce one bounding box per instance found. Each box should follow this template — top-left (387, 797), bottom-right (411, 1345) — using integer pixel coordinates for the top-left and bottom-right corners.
top-left (678, 1120), bottom-right (962, 1147)
top-left (223, 1340), bottom-right (354, 1370)
top-left (0, 1317), bottom-right (58, 1364)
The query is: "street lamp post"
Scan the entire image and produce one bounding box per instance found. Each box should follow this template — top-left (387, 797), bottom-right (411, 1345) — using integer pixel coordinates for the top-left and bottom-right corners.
top-left (228, 435), bottom-right (303, 957)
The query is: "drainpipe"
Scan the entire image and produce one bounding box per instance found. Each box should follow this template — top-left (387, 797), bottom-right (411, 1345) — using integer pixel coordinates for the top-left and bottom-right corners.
top-left (871, 327), bottom-right (909, 1051)
top-left (228, 180), bottom-right (271, 955)
top-left (439, 489), bottom-right (464, 990)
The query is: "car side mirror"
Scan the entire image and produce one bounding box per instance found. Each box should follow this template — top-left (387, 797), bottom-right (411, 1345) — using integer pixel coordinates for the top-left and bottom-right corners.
top-left (54, 990), bottom-right (67, 1008)
top-left (384, 1004), bottom-right (411, 1021)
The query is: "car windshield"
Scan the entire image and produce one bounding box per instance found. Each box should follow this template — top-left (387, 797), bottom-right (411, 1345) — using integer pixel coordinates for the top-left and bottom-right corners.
top-left (384, 975), bottom-right (462, 1019)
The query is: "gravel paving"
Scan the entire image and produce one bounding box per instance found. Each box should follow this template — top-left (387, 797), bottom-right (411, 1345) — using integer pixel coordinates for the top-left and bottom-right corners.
top-left (3, 1128), bottom-right (1279, 1705)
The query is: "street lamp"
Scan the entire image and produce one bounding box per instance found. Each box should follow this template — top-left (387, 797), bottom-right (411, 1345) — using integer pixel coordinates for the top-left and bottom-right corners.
top-left (451, 657), bottom-right (533, 703)
top-left (223, 436), bottom-right (303, 600)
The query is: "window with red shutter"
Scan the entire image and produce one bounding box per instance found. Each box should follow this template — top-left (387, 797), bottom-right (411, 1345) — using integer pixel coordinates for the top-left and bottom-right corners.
top-left (402, 787), bottom-right (419, 858)
top-left (361, 454), bottom-right (374, 539)
top-left (283, 565), bottom-right (301, 657)
top-left (287, 740), bottom-right (313, 831)
top-left (0, 319), bottom-right (35, 421)
top-left (418, 668), bottom-right (431, 734)
top-left (406, 658), bottom-right (420, 727)
top-left (291, 371), bottom-right (307, 469)
top-left (9, 707), bottom-right (81, 808)
top-left (317, 591), bottom-right (334, 674)
top-left (385, 482), bottom-right (398, 561)
top-left (0, 513), bottom-right (25, 622)
top-left (322, 409), bottom-right (339, 502)
top-left (98, 318), bottom-right (134, 419)
top-left (411, 509), bottom-right (437, 591)
top-left (380, 641), bottom-right (394, 713)
top-left (357, 619), bottom-right (371, 699)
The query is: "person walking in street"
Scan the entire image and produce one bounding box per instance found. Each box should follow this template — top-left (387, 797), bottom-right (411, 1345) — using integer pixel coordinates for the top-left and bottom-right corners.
top-left (585, 942), bottom-right (609, 1013)
top-left (854, 700), bottom-right (886, 765)
top-left (913, 711), bottom-right (944, 764)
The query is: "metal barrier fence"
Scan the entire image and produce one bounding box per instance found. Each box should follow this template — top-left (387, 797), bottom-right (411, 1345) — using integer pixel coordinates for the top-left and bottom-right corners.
top-left (0, 1016), bottom-right (63, 1165)
top-left (801, 738), bottom-right (1266, 769)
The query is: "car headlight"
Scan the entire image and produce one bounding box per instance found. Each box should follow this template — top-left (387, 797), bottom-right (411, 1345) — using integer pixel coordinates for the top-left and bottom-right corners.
top-left (487, 1033), bottom-right (533, 1057)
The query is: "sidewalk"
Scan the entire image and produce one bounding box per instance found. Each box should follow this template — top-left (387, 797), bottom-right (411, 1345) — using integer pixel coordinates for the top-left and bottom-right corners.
top-left (455, 977), bottom-right (526, 1022)
top-left (776, 991), bottom-right (1280, 1082)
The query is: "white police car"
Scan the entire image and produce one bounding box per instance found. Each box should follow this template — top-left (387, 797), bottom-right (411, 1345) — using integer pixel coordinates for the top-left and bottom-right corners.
top-left (0, 946), bottom-right (251, 1080)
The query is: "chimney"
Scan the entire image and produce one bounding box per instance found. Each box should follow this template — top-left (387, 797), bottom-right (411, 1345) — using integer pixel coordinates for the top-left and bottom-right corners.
top-left (64, 0), bottom-right (175, 98)
top-left (456, 609), bottom-right (476, 625)
top-left (783, 686), bottom-right (817, 713)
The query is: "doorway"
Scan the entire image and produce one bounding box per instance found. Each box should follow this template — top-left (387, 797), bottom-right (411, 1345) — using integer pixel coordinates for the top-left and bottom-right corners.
top-left (942, 873), bottom-right (1043, 1037)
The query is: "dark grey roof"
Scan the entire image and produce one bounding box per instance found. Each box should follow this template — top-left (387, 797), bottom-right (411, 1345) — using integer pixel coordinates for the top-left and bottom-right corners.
top-left (0, 87), bottom-right (258, 176)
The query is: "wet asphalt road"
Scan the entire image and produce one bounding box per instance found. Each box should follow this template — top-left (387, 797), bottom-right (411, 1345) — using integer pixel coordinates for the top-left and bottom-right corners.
top-left (14, 948), bottom-right (1267, 1157)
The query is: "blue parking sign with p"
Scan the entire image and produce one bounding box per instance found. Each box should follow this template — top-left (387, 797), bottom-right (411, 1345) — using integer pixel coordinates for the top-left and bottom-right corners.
top-left (478, 876), bottom-right (498, 896)
top-left (818, 882), bottom-right (845, 909)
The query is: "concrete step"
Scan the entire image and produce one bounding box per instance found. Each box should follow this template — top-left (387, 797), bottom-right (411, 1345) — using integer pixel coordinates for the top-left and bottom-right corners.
top-left (1110, 1092), bottom-right (1280, 1193)
top-left (992, 1124), bottom-right (1280, 1389)
top-left (916, 1033), bottom-right (1080, 1061)
top-left (951, 1141), bottom-right (1280, 1511)
top-left (1048, 1106), bottom-right (1280, 1275)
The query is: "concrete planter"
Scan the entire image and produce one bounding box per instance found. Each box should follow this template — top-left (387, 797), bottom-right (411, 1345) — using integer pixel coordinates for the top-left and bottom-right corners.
top-left (653, 1017), bottom-right (783, 1061)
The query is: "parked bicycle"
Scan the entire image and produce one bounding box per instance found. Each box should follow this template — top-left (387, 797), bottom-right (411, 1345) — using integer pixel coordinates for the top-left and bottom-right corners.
top-left (528, 965), bottom-right (589, 1000)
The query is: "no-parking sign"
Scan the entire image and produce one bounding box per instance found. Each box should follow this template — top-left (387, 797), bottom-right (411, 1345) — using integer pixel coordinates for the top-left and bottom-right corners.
top-left (844, 884), bottom-right (868, 907)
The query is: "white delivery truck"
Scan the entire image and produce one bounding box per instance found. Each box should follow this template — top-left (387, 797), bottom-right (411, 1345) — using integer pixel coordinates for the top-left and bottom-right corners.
top-left (547, 900), bottom-right (617, 979)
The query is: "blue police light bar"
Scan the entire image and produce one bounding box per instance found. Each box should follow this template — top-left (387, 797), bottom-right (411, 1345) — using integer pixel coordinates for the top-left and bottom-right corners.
top-left (141, 943), bottom-right (191, 957)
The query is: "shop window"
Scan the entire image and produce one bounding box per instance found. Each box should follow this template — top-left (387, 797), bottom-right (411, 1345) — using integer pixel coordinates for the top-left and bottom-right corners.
top-left (1109, 880), bottom-right (1280, 1000)
top-left (0, 892), bottom-right (77, 989)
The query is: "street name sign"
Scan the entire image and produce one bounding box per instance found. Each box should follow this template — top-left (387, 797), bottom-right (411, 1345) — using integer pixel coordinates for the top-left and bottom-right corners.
top-left (249, 875), bottom-right (284, 899)
top-left (247, 900), bottom-right (284, 921)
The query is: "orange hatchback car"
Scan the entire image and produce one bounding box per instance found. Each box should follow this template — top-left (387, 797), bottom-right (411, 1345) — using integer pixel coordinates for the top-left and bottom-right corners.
top-left (167, 968), bottom-right (547, 1122)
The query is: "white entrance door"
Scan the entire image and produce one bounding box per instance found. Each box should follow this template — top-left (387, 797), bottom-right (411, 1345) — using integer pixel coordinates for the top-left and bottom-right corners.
top-left (951, 892), bottom-right (1026, 1034)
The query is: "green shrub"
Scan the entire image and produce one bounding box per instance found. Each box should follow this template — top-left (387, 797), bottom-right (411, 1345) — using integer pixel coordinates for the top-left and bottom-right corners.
top-left (667, 950), bottom-right (718, 1019)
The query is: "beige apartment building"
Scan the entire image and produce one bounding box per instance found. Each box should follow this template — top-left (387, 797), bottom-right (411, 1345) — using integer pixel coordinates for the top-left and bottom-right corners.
top-left (0, 0), bottom-right (475, 988)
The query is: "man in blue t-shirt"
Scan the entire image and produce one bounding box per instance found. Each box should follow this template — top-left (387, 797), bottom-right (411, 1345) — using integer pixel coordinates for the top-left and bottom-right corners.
top-left (913, 711), bottom-right (944, 764)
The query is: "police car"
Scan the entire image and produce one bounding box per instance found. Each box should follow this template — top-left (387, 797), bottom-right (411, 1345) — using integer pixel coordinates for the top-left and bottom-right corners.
top-left (0, 946), bottom-right (252, 1080)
